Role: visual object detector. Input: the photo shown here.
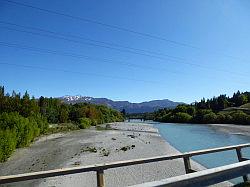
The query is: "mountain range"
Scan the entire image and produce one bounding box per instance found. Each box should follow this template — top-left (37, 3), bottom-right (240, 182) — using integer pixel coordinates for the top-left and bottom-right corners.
top-left (59, 95), bottom-right (182, 113)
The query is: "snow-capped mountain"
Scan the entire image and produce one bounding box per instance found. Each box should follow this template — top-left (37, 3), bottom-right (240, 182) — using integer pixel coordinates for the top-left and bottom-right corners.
top-left (59, 95), bottom-right (183, 113)
top-left (62, 95), bottom-right (93, 102)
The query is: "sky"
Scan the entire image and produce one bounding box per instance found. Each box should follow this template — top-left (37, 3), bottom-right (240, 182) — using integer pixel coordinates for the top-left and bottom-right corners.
top-left (0, 0), bottom-right (250, 103)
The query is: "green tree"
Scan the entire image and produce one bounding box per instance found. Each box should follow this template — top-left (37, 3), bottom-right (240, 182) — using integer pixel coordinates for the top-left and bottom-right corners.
top-left (121, 109), bottom-right (126, 117)
top-left (79, 117), bottom-right (91, 129)
top-left (203, 112), bottom-right (217, 124)
top-left (231, 111), bottom-right (249, 125)
top-left (59, 105), bottom-right (69, 123)
top-left (173, 112), bottom-right (192, 123)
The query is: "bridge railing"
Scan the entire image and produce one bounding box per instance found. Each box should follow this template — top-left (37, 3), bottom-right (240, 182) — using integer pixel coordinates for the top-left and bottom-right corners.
top-left (0, 143), bottom-right (250, 187)
top-left (131, 160), bottom-right (250, 187)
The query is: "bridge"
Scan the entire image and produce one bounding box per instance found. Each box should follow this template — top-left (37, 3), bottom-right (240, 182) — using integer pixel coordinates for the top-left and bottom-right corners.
top-left (1, 143), bottom-right (250, 187)
top-left (127, 118), bottom-right (145, 122)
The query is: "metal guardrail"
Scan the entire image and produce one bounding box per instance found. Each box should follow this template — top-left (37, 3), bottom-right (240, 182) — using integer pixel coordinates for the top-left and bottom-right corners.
top-left (130, 160), bottom-right (250, 187)
top-left (0, 143), bottom-right (250, 187)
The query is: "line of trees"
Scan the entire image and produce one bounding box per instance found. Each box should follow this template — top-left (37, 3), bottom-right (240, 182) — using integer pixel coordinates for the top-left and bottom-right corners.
top-left (0, 86), bottom-right (124, 162)
top-left (126, 112), bottom-right (154, 121)
top-left (154, 91), bottom-right (250, 125)
top-left (194, 91), bottom-right (250, 111)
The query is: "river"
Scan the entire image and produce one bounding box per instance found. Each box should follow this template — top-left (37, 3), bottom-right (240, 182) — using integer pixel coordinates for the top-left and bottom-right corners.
top-left (154, 122), bottom-right (250, 184)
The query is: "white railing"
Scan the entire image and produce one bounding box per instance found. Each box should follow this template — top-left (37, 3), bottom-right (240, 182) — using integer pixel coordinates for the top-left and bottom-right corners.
top-left (0, 143), bottom-right (250, 187)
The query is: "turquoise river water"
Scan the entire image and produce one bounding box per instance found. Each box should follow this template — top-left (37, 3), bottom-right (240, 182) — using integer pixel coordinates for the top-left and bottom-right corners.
top-left (153, 122), bottom-right (250, 184)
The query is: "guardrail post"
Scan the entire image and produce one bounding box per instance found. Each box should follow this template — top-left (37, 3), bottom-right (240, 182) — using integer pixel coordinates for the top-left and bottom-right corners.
top-left (183, 156), bottom-right (192, 174)
top-left (97, 170), bottom-right (105, 187)
top-left (236, 148), bottom-right (249, 182)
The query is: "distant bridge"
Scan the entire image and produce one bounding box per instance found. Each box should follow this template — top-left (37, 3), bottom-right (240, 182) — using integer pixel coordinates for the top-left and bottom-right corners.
top-left (127, 118), bottom-right (145, 122)
top-left (1, 143), bottom-right (250, 187)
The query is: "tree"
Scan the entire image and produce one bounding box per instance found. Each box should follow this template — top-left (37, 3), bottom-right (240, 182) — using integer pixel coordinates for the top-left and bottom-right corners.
top-left (232, 111), bottom-right (249, 125)
top-left (0, 86), bottom-right (4, 96)
top-left (0, 85), bottom-right (124, 162)
top-left (38, 96), bottom-right (47, 115)
top-left (0, 86), bottom-right (6, 112)
top-left (173, 112), bottom-right (192, 123)
top-left (79, 117), bottom-right (91, 129)
top-left (216, 113), bottom-right (226, 124)
top-left (154, 91), bottom-right (250, 125)
top-left (21, 91), bottom-right (31, 117)
top-left (238, 95), bottom-right (248, 106)
top-left (59, 105), bottom-right (69, 123)
top-left (217, 95), bottom-right (229, 110)
top-left (161, 113), bottom-right (173, 122)
top-left (121, 109), bottom-right (126, 117)
top-left (186, 106), bottom-right (196, 116)
top-left (203, 112), bottom-right (217, 124)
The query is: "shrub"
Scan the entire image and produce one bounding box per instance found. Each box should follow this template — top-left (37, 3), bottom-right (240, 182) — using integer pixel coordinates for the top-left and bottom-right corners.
top-left (0, 129), bottom-right (17, 162)
top-left (0, 112), bottom-right (48, 162)
top-left (173, 112), bottom-right (192, 123)
top-left (203, 112), bottom-right (217, 124)
top-left (91, 119), bottom-right (98, 126)
top-left (162, 113), bottom-right (173, 122)
top-left (216, 113), bottom-right (226, 124)
top-left (0, 86), bottom-right (124, 162)
top-left (79, 117), bottom-right (92, 129)
top-left (231, 111), bottom-right (250, 125)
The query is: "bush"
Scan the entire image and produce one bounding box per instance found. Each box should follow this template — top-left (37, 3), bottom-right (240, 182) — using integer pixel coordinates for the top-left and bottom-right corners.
top-left (0, 86), bottom-right (124, 162)
top-left (79, 117), bottom-right (92, 129)
top-left (0, 129), bottom-right (17, 162)
top-left (91, 119), bottom-right (98, 126)
top-left (162, 113), bottom-right (173, 122)
top-left (173, 112), bottom-right (192, 123)
top-left (216, 113), bottom-right (226, 124)
top-left (231, 111), bottom-right (250, 125)
top-left (203, 112), bottom-right (217, 124)
top-left (0, 112), bottom-right (48, 162)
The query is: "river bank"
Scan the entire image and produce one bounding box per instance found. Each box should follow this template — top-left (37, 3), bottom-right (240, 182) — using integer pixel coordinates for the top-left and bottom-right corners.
top-left (0, 122), bottom-right (231, 187)
top-left (207, 123), bottom-right (250, 136)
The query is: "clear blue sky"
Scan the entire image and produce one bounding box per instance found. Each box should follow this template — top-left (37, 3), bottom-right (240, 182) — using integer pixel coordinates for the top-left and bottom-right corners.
top-left (0, 0), bottom-right (249, 103)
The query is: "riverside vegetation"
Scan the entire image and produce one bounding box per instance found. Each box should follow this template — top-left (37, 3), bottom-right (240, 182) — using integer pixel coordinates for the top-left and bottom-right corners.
top-left (154, 91), bottom-right (250, 125)
top-left (0, 86), bottom-right (124, 162)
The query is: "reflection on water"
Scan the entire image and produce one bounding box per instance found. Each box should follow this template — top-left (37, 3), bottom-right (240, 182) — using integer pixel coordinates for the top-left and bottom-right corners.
top-left (154, 123), bottom-right (250, 184)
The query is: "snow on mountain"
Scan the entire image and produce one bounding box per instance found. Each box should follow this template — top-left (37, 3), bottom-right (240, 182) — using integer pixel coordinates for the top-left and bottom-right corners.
top-left (62, 95), bottom-right (92, 102)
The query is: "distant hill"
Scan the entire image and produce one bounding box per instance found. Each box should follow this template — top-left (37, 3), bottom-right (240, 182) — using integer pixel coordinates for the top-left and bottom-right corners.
top-left (222, 103), bottom-right (250, 115)
top-left (239, 103), bottom-right (250, 109)
top-left (59, 95), bottom-right (183, 113)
